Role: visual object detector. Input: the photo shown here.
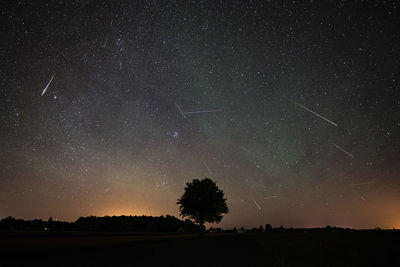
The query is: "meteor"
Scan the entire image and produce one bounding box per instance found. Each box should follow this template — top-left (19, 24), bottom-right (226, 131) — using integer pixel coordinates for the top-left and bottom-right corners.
top-left (264, 195), bottom-right (279, 199)
top-left (353, 190), bottom-right (366, 201)
top-left (349, 181), bottom-right (375, 186)
top-left (251, 198), bottom-right (262, 210)
top-left (203, 161), bottom-right (213, 175)
top-left (330, 141), bottom-right (354, 158)
top-left (297, 103), bottom-right (338, 126)
top-left (103, 32), bottom-right (109, 47)
top-left (239, 145), bottom-right (251, 153)
top-left (174, 102), bottom-right (186, 119)
top-left (103, 19), bottom-right (113, 48)
top-left (183, 109), bottom-right (222, 115)
top-left (41, 73), bottom-right (56, 96)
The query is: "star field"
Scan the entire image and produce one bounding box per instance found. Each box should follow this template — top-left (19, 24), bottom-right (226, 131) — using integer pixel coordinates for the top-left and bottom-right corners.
top-left (1, 1), bottom-right (399, 228)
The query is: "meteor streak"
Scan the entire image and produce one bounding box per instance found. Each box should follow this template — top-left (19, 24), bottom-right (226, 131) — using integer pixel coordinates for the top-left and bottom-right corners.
top-left (349, 181), bottom-right (375, 186)
top-left (264, 195), bottom-right (279, 199)
top-left (297, 103), bottom-right (338, 126)
top-left (103, 32), bottom-right (109, 47)
top-left (41, 73), bottom-right (56, 96)
top-left (330, 141), bottom-right (354, 158)
top-left (174, 103), bottom-right (186, 119)
top-left (183, 109), bottom-right (222, 115)
top-left (103, 19), bottom-right (113, 48)
top-left (203, 161), bottom-right (213, 175)
top-left (353, 190), bottom-right (366, 201)
top-left (251, 198), bottom-right (262, 210)
top-left (239, 145), bottom-right (251, 153)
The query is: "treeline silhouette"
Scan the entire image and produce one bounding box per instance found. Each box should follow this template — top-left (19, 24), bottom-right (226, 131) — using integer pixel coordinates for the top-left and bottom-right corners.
top-left (209, 224), bottom-right (390, 233)
top-left (0, 215), bottom-right (201, 232)
top-left (1, 216), bottom-right (392, 233)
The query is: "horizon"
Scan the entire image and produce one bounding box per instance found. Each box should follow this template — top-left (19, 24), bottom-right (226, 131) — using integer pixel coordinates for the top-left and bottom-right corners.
top-left (1, 2), bottom-right (399, 230)
top-left (1, 214), bottom-right (397, 231)
top-left (2, 212), bottom-right (399, 231)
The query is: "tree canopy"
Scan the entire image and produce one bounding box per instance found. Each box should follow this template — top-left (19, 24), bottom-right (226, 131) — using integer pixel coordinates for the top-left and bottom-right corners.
top-left (177, 178), bottom-right (229, 227)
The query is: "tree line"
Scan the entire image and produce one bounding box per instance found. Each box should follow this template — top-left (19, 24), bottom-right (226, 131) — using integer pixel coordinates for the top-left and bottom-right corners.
top-left (0, 215), bottom-right (201, 232)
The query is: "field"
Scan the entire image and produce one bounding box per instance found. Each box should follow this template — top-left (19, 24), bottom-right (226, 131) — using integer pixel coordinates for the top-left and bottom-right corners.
top-left (1, 230), bottom-right (399, 266)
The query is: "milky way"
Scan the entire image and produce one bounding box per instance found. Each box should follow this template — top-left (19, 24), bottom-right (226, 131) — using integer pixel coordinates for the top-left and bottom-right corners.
top-left (1, 1), bottom-right (399, 229)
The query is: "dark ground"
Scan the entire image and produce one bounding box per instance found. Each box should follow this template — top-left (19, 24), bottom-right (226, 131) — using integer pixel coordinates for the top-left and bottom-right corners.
top-left (1, 230), bottom-right (399, 266)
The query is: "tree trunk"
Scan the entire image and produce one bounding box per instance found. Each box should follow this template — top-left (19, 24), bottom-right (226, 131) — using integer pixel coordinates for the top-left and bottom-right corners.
top-left (199, 221), bottom-right (205, 235)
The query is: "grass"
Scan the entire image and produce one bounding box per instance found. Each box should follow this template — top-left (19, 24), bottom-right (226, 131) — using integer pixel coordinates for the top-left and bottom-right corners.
top-left (1, 230), bottom-right (399, 266)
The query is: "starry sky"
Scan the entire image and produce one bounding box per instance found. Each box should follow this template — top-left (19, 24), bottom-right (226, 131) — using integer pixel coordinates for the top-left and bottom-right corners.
top-left (1, 1), bottom-right (399, 229)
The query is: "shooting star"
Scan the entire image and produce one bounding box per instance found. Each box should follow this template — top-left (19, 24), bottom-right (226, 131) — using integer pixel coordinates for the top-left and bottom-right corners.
top-left (183, 109), bottom-right (222, 115)
top-left (175, 102), bottom-right (186, 119)
top-left (239, 145), bottom-right (264, 160)
top-left (103, 19), bottom-right (113, 48)
top-left (103, 32), bottom-right (109, 47)
top-left (41, 73), bottom-right (56, 96)
top-left (349, 181), bottom-right (375, 186)
top-left (264, 195), bottom-right (279, 200)
top-left (353, 190), bottom-right (366, 201)
top-left (297, 103), bottom-right (338, 126)
top-left (239, 145), bottom-right (251, 153)
top-left (251, 198), bottom-right (262, 210)
top-left (330, 141), bottom-right (354, 158)
top-left (203, 161), bottom-right (213, 175)
top-left (105, 188), bottom-right (110, 192)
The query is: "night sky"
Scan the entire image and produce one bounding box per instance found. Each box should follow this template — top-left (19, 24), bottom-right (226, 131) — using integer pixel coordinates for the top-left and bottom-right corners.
top-left (1, 1), bottom-right (399, 229)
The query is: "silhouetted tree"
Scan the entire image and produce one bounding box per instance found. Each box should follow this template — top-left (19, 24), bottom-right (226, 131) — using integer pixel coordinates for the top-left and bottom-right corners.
top-left (177, 178), bottom-right (229, 230)
top-left (265, 224), bottom-right (272, 232)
